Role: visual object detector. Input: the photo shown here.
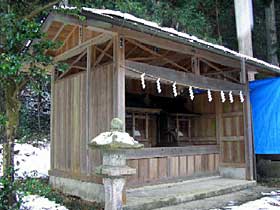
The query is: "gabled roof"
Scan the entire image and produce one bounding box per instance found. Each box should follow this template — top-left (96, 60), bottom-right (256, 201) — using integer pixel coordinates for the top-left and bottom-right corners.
top-left (47, 7), bottom-right (280, 75)
top-left (79, 7), bottom-right (280, 74)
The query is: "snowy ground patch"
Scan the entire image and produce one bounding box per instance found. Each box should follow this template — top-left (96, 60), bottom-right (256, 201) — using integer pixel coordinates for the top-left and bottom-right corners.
top-left (22, 195), bottom-right (68, 210)
top-left (0, 143), bottom-right (69, 210)
top-left (0, 143), bottom-right (50, 178)
top-left (218, 191), bottom-right (280, 210)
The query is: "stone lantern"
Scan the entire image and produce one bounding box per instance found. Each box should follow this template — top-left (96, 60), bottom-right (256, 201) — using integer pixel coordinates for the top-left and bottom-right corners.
top-left (89, 118), bottom-right (143, 210)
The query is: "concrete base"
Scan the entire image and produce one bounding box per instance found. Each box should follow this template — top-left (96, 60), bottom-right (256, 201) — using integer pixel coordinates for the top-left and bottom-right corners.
top-left (49, 176), bottom-right (105, 203)
top-left (219, 166), bottom-right (246, 179)
top-left (124, 176), bottom-right (256, 210)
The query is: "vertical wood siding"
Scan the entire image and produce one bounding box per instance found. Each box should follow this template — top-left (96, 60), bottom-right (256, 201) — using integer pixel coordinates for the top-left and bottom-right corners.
top-left (52, 63), bottom-right (114, 177)
top-left (127, 153), bottom-right (220, 186)
top-left (53, 72), bottom-right (86, 173)
top-left (220, 96), bottom-right (245, 166)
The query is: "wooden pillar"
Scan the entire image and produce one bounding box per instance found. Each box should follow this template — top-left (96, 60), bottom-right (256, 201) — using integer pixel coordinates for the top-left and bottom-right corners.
top-left (86, 46), bottom-right (92, 174)
top-left (50, 68), bottom-right (55, 170)
top-left (113, 35), bottom-right (125, 128)
top-left (215, 92), bottom-right (222, 163)
top-left (240, 58), bottom-right (254, 180)
top-left (191, 57), bottom-right (200, 75)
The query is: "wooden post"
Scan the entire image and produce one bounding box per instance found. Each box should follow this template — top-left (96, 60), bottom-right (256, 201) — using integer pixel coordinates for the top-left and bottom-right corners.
top-left (86, 46), bottom-right (92, 174)
top-left (215, 92), bottom-right (222, 162)
top-left (191, 57), bottom-right (200, 75)
top-left (50, 68), bottom-right (55, 170)
top-left (240, 58), bottom-right (254, 180)
top-left (113, 35), bottom-right (126, 129)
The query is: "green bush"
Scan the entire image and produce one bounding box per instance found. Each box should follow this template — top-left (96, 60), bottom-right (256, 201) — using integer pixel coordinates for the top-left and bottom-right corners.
top-left (19, 177), bottom-right (63, 204)
top-left (0, 168), bottom-right (23, 210)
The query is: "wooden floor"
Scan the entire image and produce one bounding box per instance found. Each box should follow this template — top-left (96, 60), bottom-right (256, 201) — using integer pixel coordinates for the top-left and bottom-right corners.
top-left (124, 176), bottom-right (256, 210)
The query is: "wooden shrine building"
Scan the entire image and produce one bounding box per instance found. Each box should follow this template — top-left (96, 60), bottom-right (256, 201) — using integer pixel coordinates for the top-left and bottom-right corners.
top-left (43, 8), bottom-right (280, 202)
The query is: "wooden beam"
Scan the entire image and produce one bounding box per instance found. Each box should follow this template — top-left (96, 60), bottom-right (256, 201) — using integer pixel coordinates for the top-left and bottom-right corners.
top-left (86, 46), bottom-right (92, 175)
top-left (126, 39), bottom-right (190, 72)
top-left (203, 69), bottom-right (240, 76)
top-left (200, 58), bottom-right (240, 83)
top-left (54, 33), bottom-right (112, 62)
top-left (113, 35), bottom-right (126, 127)
top-left (125, 145), bottom-right (219, 159)
top-left (72, 66), bottom-right (86, 70)
top-left (52, 23), bottom-right (65, 41)
top-left (126, 45), bottom-right (138, 58)
top-left (128, 56), bottom-right (158, 62)
top-left (240, 58), bottom-right (255, 180)
top-left (71, 50), bottom-right (87, 66)
top-left (113, 26), bottom-right (242, 69)
top-left (50, 68), bottom-right (55, 170)
top-left (215, 92), bottom-right (223, 163)
top-left (94, 40), bottom-right (113, 67)
top-left (124, 60), bottom-right (246, 94)
top-left (49, 12), bottom-right (114, 34)
top-left (192, 57), bottom-right (200, 75)
top-left (41, 14), bottom-right (55, 32)
top-left (147, 53), bottom-right (185, 66)
top-left (96, 46), bottom-right (113, 59)
top-left (54, 26), bottom-right (78, 52)
top-left (57, 67), bottom-right (76, 80)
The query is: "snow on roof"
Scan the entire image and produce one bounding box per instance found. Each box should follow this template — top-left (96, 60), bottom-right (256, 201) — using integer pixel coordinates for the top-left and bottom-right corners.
top-left (81, 7), bottom-right (280, 73)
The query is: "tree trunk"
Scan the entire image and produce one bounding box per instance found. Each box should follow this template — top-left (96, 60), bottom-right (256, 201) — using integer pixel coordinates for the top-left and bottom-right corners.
top-left (265, 0), bottom-right (279, 65)
top-left (234, 0), bottom-right (256, 81)
top-left (3, 82), bottom-right (21, 207)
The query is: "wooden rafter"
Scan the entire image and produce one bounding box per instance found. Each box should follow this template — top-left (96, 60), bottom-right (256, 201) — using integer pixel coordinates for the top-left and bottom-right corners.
top-left (129, 56), bottom-right (158, 62)
top-left (55, 25), bottom-right (78, 52)
top-left (126, 45), bottom-right (138, 58)
top-left (52, 23), bottom-right (65, 41)
top-left (200, 59), bottom-right (240, 83)
top-left (96, 46), bottom-right (113, 59)
top-left (203, 69), bottom-right (240, 76)
top-left (72, 66), bottom-right (86, 70)
top-left (54, 33), bottom-right (112, 62)
top-left (148, 53), bottom-right (185, 66)
top-left (94, 40), bottom-right (113, 67)
top-left (126, 39), bottom-right (190, 72)
top-left (58, 68), bottom-right (74, 80)
top-left (71, 50), bottom-right (87, 66)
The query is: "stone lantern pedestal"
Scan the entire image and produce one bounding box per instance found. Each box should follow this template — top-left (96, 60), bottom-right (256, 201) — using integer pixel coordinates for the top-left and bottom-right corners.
top-left (89, 118), bottom-right (143, 210)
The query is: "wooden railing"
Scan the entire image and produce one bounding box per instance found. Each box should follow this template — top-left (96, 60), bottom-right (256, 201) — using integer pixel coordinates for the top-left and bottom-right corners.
top-left (126, 145), bottom-right (220, 187)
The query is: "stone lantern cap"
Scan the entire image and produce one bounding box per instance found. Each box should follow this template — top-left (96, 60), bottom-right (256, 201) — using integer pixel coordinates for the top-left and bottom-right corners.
top-left (89, 118), bottom-right (144, 150)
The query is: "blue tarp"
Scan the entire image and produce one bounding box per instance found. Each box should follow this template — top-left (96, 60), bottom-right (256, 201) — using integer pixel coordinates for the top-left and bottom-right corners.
top-left (250, 77), bottom-right (280, 154)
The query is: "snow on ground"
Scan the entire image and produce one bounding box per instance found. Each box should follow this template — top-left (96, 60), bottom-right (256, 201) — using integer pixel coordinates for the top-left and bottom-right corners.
top-left (0, 143), bottom-right (50, 178)
top-left (0, 143), bottom-right (69, 210)
top-left (220, 192), bottom-right (280, 210)
top-left (22, 195), bottom-right (68, 210)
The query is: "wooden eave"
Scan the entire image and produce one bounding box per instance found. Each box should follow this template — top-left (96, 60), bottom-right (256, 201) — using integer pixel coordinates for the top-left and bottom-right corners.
top-left (42, 10), bottom-right (280, 78)
top-left (81, 10), bottom-right (280, 75)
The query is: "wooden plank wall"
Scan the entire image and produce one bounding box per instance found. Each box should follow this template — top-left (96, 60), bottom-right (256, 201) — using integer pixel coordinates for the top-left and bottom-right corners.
top-left (52, 63), bottom-right (114, 179)
top-left (220, 96), bottom-right (245, 166)
top-left (191, 94), bottom-right (216, 144)
top-left (127, 151), bottom-right (219, 187)
top-left (52, 72), bottom-right (87, 174)
top-left (88, 63), bottom-right (114, 173)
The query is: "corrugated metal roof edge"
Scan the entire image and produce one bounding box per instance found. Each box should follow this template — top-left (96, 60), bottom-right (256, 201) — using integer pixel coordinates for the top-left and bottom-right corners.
top-left (81, 10), bottom-right (280, 75)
